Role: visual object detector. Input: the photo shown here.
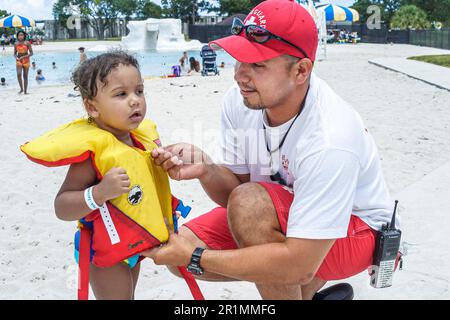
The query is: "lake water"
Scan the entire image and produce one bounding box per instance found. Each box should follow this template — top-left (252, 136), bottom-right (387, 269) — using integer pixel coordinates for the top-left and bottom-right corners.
top-left (0, 49), bottom-right (235, 88)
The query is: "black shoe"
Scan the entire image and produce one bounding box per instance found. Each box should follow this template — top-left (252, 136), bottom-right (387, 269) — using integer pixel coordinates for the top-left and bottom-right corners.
top-left (312, 283), bottom-right (354, 300)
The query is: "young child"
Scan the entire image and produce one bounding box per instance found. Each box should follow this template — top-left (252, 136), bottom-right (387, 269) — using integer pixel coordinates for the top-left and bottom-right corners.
top-left (35, 69), bottom-right (45, 82)
top-left (78, 47), bottom-right (87, 64)
top-left (21, 51), bottom-right (181, 300)
top-left (61, 51), bottom-right (145, 300)
top-left (0, 77), bottom-right (6, 86)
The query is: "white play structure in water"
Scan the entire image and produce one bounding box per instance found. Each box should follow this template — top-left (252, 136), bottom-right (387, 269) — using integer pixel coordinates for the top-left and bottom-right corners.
top-left (118, 2), bottom-right (325, 56)
top-left (121, 18), bottom-right (203, 51)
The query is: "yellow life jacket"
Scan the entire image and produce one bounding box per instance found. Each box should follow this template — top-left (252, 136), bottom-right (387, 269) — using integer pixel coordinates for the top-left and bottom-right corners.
top-left (20, 118), bottom-right (175, 267)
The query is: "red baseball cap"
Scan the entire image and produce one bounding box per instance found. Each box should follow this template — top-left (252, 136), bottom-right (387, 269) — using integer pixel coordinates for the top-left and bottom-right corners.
top-left (210, 0), bottom-right (318, 63)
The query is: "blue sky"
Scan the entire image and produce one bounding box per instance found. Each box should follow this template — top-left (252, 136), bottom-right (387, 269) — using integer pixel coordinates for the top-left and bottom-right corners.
top-left (0, 0), bottom-right (356, 20)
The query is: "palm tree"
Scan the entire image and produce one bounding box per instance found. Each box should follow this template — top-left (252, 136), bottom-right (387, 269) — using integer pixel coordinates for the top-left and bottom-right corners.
top-left (390, 4), bottom-right (431, 30)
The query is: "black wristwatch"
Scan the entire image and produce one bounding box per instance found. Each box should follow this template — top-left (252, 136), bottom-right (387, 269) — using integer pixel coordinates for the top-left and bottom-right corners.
top-left (187, 247), bottom-right (205, 275)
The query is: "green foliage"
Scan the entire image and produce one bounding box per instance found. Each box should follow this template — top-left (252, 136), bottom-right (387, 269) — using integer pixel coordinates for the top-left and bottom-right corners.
top-left (218, 0), bottom-right (253, 15)
top-left (114, 0), bottom-right (140, 19)
top-left (0, 10), bottom-right (13, 36)
top-left (408, 54), bottom-right (450, 68)
top-left (161, 0), bottom-right (201, 23)
top-left (136, 0), bottom-right (162, 19)
top-left (390, 4), bottom-right (431, 29)
top-left (52, 0), bottom-right (72, 27)
top-left (406, 0), bottom-right (450, 26)
top-left (201, 0), bottom-right (266, 16)
top-left (351, 0), bottom-right (376, 24)
top-left (0, 9), bottom-right (10, 18)
top-left (378, 0), bottom-right (403, 23)
top-left (52, 0), bottom-right (141, 39)
top-left (352, 0), bottom-right (450, 27)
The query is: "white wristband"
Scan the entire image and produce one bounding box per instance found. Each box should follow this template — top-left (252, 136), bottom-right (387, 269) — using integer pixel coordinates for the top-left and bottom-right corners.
top-left (84, 186), bottom-right (101, 210)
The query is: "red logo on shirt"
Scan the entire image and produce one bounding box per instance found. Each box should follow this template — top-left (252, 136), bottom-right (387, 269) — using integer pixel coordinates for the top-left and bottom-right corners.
top-left (282, 155), bottom-right (289, 170)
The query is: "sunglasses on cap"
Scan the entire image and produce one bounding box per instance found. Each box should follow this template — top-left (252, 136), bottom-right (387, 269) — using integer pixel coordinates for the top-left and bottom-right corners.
top-left (231, 18), bottom-right (309, 60)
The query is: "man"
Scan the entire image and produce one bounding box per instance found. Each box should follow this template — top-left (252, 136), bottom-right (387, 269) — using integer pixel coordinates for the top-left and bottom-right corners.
top-left (144, 0), bottom-right (399, 300)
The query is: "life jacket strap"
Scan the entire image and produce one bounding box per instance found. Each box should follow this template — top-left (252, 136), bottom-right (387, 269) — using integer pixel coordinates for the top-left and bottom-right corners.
top-left (78, 226), bottom-right (91, 300)
top-left (99, 203), bottom-right (120, 245)
top-left (171, 200), bottom-right (205, 300)
top-left (178, 266), bottom-right (205, 300)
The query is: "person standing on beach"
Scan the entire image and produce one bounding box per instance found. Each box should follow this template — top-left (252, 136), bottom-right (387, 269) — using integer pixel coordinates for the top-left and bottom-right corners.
top-left (144, 0), bottom-right (399, 300)
top-left (179, 51), bottom-right (189, 73)
top-left (78, 47), bottom-right (87, 64)
top-left (1, 33), bottom-right (5, 51)
top-left (14, 30), bottom-right (33, 94)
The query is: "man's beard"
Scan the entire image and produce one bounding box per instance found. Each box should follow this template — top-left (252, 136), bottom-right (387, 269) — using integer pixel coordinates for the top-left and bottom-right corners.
top-left (243, 97), bottom-right (266, 110)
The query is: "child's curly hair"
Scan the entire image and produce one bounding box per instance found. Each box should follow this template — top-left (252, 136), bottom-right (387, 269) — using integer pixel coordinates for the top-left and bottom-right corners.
top-left (71, 50), bottom-right (140, 101)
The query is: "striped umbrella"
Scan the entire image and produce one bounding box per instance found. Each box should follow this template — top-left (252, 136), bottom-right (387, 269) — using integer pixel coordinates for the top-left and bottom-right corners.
top-left (317, 4), bottom-right (359, 22)
top-left (0, 14), bottom-right (36, 28)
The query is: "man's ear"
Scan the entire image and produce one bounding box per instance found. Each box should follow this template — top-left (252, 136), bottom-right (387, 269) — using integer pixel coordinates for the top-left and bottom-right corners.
top-left (84, 98), bottom-right (99, 118)
top-left (295, 59), bottom-right (313, 86)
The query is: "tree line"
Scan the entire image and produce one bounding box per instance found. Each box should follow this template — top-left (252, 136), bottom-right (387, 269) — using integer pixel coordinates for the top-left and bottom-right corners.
top-left (49, 0), bottom-right (275, 40)
top-left (351, 0), bottom-right (450, 29)
top-left (3, 1), bottom-right (448, 40)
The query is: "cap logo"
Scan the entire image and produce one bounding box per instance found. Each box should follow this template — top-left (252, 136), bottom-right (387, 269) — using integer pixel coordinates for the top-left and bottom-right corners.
top-left (246, 8), bottom-right (267, 28)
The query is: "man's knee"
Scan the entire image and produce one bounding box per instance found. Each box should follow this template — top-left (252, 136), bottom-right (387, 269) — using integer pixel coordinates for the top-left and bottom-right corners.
top-left (228, 183), bottom-right (267, 221)
top-left (227, 183), bottom-right (282, 247)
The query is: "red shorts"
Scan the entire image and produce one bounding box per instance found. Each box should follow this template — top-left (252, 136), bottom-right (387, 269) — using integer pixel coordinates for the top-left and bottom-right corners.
top-left (184, 182), bottom-right (377, 281)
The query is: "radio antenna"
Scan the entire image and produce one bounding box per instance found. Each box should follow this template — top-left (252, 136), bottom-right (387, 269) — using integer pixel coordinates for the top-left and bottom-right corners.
top-left (389, 200), bottom-right (398, 230)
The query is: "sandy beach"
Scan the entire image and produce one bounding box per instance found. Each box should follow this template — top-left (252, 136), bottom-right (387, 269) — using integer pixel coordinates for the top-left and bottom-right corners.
top-left (1, 41), bottom-right (449, 299)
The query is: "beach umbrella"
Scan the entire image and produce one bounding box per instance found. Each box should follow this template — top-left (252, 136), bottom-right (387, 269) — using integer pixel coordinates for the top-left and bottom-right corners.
top-left (0, 14), bottom-right (36, 28)
top-left (316, 4), bottom-right (359, 22)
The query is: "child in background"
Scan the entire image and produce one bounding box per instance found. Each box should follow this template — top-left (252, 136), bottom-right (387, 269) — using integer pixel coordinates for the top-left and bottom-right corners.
top-left (35, 69), bottom-right (45, 82)
top-left (0, 77), bottom-right (6, 86)
top-left (188, 57), bottom-right (201, 74)
top-left (52, 62), bottom-right (57, 69)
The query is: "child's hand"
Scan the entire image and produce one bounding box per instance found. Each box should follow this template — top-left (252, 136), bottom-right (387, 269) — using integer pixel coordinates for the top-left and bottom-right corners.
top-left (94, 167), bottom-right (130, 204)
top-left (151, 143), bottom-right (210, 181)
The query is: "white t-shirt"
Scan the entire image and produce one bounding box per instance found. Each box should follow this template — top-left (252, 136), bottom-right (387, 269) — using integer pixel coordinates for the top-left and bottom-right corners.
top-left (217, 73), bottom-right (399, 239)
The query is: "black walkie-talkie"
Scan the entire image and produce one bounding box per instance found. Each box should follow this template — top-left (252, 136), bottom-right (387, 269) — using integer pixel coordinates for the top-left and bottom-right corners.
top-left (370, 200), bottom-right (402, 288)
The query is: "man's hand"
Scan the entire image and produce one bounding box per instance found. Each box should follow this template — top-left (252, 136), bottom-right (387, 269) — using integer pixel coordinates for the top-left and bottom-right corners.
top-left (151, 143), bottom-right (211, 181)
top-left (93, 167), bottom-right (130, 204)
top-left (142, 231), bottom-right (197, 267)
